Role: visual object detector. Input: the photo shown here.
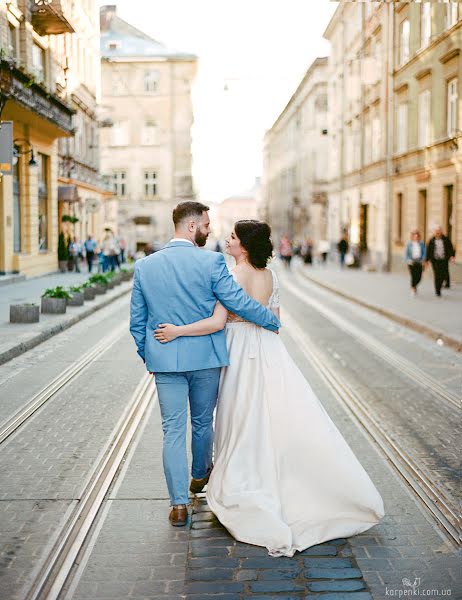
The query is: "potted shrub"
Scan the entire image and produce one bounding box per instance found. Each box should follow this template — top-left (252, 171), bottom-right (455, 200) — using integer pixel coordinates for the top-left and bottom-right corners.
top-left (88, 274), bottom-right (108, 295)
top-left (58, 232), bottom-right (68, 273)
top-left (120, 267), bottom-right (131, 282)
top-left (41, 286), bottom-right (71, 314)
top-left (67, 285), bottom-right (84, 306)
top-left (82, 280), bottom-right (96, 301)
top-left (10, 303), bottom-right (40, 323)
top-left (105, 271), bottom-right (115, 289)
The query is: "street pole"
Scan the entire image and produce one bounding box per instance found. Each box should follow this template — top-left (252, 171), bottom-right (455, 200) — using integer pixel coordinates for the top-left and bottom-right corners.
top-left (384, 2), bottom-right (395, 272)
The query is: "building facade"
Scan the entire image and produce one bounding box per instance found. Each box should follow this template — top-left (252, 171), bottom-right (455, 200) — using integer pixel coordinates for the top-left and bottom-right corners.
top-left (323, 1), bottom-right (461, 276)
top-left (391, 1), bottom-right (461, 278)
top-left (50, 0), bottom-right (115, 246)
top-left (262, 57), bottom-right (329, 247)
top-left (0, 0), bottom-right (75, 277)
top-left (99, 5), bottom-right (197, 253)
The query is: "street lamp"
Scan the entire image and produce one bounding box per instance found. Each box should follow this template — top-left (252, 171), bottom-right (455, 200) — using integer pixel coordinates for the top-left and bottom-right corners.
top-left (13, 139), bottom-right (37, 166)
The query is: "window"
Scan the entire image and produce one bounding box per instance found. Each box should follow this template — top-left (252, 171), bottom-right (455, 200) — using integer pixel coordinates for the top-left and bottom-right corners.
top-left (110, 120), bottom-right (129, 146)
top-left (447, 78), bottom-right (458, 137)
top-left (444, 185), bottom-right (454, 241)
top-left (446, 1), bottom-right (458, 29)
top-left (418, 89), bottom-right (431, 147)
top-left (144, 69), bottom-right (159, 93)
top-left (399, 20), bottom-right (410, 66)
top-left (144, 171), bottom-right (157, 196)
top-left (107, 40), bottom-right (121, 50)
top-left (7, 23), bottom-right (18, 60)
top-left (38, 153), bottom-right (48, 251)
top-left (111, 73), bottom-right (126, 96)
top-left (420, 3), bottom-right (431, 48)
top-left (32, 42), bottom-right (46, 84)
top-left (141, 121), bottom-right (158, 145)
top-left (396, 193), bottom-right (404, 243)
top-left (113, 171), bottom-right (127, 196)
top-left (397, 103), bottom-right (408, 154)
top-left (364, 120), bottom-right (372, 165)
top-left (372, 117), bottom-right (381, 162)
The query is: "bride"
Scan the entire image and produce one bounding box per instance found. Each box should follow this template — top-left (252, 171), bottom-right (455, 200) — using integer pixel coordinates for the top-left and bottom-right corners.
top-left (154, 220), bottom-right (384, 557)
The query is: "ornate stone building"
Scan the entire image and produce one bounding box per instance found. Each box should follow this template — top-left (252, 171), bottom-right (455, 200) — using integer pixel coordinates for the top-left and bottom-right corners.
top-left (99, 5), bottom-right (197, 252)
top-left (261, 57), bottom-right (329, 246)
top-left (0, 0), bottom-right (75, 277)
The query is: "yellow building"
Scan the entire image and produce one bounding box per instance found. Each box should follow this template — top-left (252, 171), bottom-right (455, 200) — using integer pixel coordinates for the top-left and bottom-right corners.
top-left (391, 2), bottom-right (461, 280)
top-left (0, 0), bottom-right (74, 277)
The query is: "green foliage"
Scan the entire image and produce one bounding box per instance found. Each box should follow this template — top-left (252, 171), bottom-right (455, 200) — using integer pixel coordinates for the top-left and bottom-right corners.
top-left (62, 215), bottom-right (79, 224)
top-left (88, 274), bottom-right (109, 285)
top-left (42, 286), bottom-right (72, 300)
top-left (58, 232), bottom-right (68, 261)
top-left (69, 285), bottom-right (83, 293)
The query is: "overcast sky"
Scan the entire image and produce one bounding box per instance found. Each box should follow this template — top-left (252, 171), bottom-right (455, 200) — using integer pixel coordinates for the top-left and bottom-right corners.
top-left (99, 0), bottom-right (337, 203)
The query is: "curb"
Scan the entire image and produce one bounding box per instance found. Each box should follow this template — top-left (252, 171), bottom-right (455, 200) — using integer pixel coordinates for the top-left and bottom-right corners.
top-left (298, 271), bottom-right (462, 353)
top-left (0, 283), bottom-right (132, 366)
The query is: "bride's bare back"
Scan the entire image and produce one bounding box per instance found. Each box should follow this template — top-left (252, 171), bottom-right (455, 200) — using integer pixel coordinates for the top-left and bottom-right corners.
top-left (233, 264), bottom-right (273, 306)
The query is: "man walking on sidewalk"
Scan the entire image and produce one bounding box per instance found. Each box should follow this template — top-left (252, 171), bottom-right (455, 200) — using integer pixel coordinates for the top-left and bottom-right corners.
top-left (426, 225), bottom-right (455, 297)
top-left (84, 235), bottom-right (97, 273)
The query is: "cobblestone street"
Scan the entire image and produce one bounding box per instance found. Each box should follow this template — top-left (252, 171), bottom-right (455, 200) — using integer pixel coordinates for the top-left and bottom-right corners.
top-left (0, 269), bottom-right (460, 600)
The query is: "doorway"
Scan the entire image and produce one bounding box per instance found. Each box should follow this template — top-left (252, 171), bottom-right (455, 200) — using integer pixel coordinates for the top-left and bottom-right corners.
top-left (418, 189), bottom-right (427, 242)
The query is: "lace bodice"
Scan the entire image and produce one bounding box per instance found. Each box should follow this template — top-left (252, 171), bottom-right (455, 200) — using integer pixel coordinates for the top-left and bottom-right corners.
top-left (227, 268), bottom-right (280, 323)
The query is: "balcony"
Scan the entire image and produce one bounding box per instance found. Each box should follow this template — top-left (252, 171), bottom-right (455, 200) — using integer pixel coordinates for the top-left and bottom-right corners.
top-left (0, 57), bottom-right (74, 135)
top-left (31, 0), bottom-right (74, 36)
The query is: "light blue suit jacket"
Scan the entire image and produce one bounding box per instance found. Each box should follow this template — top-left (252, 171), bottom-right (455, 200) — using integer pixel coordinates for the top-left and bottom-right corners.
top-left (129, 240), bottom-right (281, 373)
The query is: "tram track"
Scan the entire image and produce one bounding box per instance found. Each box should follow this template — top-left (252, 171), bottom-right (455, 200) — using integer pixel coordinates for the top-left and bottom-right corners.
top-left (0, 321), bottom-right (129, 447)
top-left (283, 305), bottom-right (461, 547)
top-left (281, 272), bottom-right (460, 411)
top-left (24, 372), bottom-right (156, 600)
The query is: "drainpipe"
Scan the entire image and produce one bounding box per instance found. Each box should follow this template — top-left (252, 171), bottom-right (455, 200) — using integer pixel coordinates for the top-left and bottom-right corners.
top-left (384, 2), bottom-right (395, 271)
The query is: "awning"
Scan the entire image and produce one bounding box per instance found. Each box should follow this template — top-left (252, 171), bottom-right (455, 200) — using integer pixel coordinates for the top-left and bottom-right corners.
top-left (58, 185), bottom-right (80, 203)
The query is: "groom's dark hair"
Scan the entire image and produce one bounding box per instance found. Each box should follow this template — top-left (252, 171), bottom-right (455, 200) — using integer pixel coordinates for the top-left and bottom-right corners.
top-left (173, 201), bottom-right (210, 227)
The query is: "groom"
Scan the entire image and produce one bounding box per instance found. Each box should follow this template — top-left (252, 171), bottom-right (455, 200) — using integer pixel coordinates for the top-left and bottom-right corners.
top-left (130, 201), bottom-right (280, 526)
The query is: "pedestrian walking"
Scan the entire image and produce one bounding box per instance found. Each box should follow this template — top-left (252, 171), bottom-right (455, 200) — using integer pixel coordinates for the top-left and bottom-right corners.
top-left (101, 231), bottom-right (117, 272)
top-left (318, 239), bottom-right (330, 265)
top-left (426, 225), bottom-right (456, 297)
top-left (118, 237), bottom-right (126, 264)
top-left (279, 235), bottom-right (293, 269)
top-left (301, 237), bottom-right (313, 265)
top-left (404, 230), bottom-right (426, 296)
top-left (337, 234), bottom-right (349, 269)
top-left (69, 236), bottom-right (82, 273)
top-left (84, 235), bottom-right (97, 273)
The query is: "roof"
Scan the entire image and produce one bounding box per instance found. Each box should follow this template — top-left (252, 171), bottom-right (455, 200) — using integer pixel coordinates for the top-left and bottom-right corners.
top-left (100, 5), bottom-right (196, 61)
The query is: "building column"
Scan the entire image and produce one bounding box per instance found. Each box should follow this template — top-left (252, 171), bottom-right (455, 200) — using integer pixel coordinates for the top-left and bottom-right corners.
top-left (0, 173), bottom-right (14, 274)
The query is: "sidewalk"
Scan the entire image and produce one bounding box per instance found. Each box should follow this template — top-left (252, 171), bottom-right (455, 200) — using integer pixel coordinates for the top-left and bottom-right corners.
top-left (295, 261), bottom-right (462, 351)
top-left (0, 267), bottom-right (133, 365)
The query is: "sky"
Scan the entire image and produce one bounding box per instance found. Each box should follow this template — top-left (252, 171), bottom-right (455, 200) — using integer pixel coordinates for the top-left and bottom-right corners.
top-left (99, 0), bottom-right (337, 204)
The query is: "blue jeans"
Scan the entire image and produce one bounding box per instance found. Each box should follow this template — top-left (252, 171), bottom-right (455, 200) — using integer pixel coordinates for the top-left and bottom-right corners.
top-left (155, 368), bottom-right (221, 505)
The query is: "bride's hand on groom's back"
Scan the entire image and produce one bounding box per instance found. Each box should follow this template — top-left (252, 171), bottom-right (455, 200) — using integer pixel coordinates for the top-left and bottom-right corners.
top-left (154, 323), bottom-right (179, 343)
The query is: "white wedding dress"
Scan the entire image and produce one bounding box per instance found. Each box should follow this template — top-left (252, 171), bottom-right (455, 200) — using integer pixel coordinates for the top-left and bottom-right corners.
top-left (206, 269), bottom-right (384, 557)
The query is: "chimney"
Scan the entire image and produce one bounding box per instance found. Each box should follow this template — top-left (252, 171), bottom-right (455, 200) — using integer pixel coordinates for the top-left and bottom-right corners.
top-left (100, 5), bottom-right (117, 31)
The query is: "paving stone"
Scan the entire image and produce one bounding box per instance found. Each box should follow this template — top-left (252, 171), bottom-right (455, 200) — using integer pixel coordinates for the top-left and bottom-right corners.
top-left (300, 545), bottom-right (338, 556)
top-left (190, 546), bottom-right (231, 557)
top-left (304, 557), bottom-right (353, 568)
top-left (250, 580), bottom-right (305, 593)
top-left (236, 568), bottom-right (258, 581)
top-left (232, 544), bottom-right (271, 557)
top-left (188, 557), bottom-right (239, 569)
top-left (305, 567), bottom-right (363, 579)
top-left (188, 567), bottom-right (234, 580)
top-left (184, 581), bottom-right (244, 594)
top-left (257, 567), bottom-right (301, 580)
top-left (241, 557), bottom-right (300, 569)
top-left (307, 594), bottom-right (373, 600)
top-left (308, 579), bottom-right (367, 592)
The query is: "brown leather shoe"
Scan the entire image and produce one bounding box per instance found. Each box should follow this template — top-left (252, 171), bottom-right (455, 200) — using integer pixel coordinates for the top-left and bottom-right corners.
top-left (169, 505), bottom-right (188, 527)
top-left (189, 470), bottom-right (212, 494)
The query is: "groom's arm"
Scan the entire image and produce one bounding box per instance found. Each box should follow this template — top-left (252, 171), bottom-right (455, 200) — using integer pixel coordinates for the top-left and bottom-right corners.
top-left (130, 262), bottom-right (148, 362)
top-left (211, 254), bottom-right (280, 331)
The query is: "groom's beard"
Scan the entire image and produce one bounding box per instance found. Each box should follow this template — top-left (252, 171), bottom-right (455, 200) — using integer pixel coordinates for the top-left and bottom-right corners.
top-left (195, 230), bottom-right (208, 247)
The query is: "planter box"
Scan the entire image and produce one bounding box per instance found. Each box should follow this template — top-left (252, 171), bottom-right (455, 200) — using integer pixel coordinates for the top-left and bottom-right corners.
top-left (67, 291), bottom-right (84, 306)
top-left (113, 274), bottom-right (122, 285)
top-left (83, 287), bottom-right (96, 301)
top-left (10, 304), bottom-right (40, 323)
top-left (121, 272), bottom-right (131, 281)
top-left (94, 283), bottom-right (107, 295)
top-left (58, 261), bottom-right (67, 273)
top-left (41, 297), bottom-right (67, 314)
top-left (106, 280), bottom-right (115, 289)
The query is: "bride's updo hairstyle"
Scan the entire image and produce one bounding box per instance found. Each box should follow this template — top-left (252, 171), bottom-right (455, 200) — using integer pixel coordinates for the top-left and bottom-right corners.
top-left (234, 220), bottom-right (273, 269)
